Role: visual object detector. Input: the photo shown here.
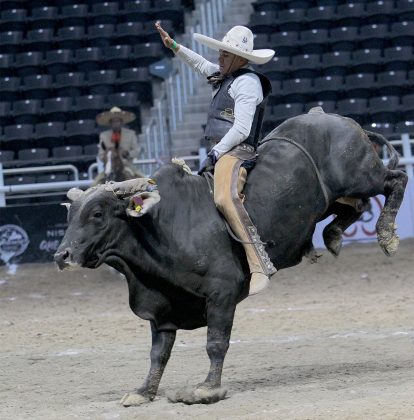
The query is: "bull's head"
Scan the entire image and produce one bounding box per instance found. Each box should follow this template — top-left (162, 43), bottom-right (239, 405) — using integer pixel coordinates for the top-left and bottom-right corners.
top-left (54, 178), bottom-right (160, 270)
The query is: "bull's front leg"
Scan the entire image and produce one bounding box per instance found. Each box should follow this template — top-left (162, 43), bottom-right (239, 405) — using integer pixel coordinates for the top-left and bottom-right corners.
top-left (169, 293), bottom-right (236, 404)
top-left (121, 321), bottom-right (176, 407)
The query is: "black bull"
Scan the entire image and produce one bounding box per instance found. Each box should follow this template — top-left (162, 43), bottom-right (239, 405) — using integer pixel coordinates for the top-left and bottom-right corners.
top-left (55, 112), bottom-right (407, 406)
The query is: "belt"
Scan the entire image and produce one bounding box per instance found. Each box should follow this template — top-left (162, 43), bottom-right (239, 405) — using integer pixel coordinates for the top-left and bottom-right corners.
top-left (204, 138), bottom-right (256, 153)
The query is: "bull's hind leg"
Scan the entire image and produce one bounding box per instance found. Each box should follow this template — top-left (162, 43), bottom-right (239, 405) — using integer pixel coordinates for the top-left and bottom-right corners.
top-left (121, 322), bottom-right (176, 406)
top-left (323, 200), bottom-right (370, 256)
top-left (376, 169), bottom-right (408, 256)
top-left (169, 294), bottom-right (236, 404)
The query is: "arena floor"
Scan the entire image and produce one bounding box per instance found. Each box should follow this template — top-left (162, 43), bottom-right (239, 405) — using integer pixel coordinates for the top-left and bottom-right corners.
top-left (1, 240), bottom-right (414, 419)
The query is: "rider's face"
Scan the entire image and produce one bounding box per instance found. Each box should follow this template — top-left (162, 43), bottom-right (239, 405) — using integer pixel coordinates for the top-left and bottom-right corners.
top-left (218, 50), bottom-right (246, 75)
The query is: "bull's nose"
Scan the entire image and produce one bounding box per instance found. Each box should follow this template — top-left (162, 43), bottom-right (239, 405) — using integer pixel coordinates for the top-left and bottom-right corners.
top-left (54, 248), bottom-right (71, 270)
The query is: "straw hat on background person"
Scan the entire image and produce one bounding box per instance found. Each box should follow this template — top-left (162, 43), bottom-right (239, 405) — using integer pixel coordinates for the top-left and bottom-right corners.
top-left (96, 106), bottom-right (136, 126)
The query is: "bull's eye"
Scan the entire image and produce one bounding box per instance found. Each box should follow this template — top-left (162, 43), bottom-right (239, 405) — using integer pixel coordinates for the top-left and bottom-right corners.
top-left (93, 211), bottom-right (103, 218)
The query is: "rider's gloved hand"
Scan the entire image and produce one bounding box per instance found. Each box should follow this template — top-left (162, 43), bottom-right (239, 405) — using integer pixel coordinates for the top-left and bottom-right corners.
top-left (198, 150), bottom-right (218, 175)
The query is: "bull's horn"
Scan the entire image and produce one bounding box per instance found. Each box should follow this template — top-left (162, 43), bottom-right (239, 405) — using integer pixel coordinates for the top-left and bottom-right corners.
top-left (60, 202), bottom-right (71, 211)
top-left (107, 178), bottom-right (155, 196)
top-left (67, 188), bottom-right (85, 201)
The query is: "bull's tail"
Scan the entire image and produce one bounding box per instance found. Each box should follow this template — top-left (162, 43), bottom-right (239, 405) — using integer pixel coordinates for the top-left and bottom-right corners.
top-left (364, 130), bottom-right (399, 170)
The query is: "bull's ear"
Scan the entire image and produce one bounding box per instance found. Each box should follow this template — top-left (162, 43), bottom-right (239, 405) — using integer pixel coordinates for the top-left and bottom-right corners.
top-left (67, 188), bottom-right (85, 202)
top-left (126, 190), bottom-right (161, 218)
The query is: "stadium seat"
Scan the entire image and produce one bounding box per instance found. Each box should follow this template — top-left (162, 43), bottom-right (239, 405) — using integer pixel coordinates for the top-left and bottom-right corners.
top-left (299, 29), bottom-right (329, 45)
top-left (330, 26), bottom-right (359, 42)
top-left (390, 21), bottom-right (414, 45)
top-left (1, 9), bottom-right (27, 32)
top-left (83, 143), bottom-right (98, 156)
top-left (322, 50), bottom-right (351, 75)
top-left (87, 24), bottom-right (115, 47)
top-left (273, 103), bottom-right (304, 121)
top-left (0, 52), bottom-right (13, 77)
top-left (376, 70), bottom-right (408, 94)
top-left (351, 48), bottom-right (382, 72)
top-left (74, 94), bottom-right (106, 119)
top-left (152, 1), bottom-right (185, 32)
top-left (270, 31), bottom-right (299, 47)
top-left (60, 4), bottom-right (89, 27)
top-left (22, 74), bottom-right (52, 100)
top-left (291, 53), bottom-right (320, 70)
top-left (74, 47), bottom-right (103, 72)
top-left (43, 97), bottom-right (74, 121)
top-left (277, 8), bottom-right (306, 24)
top-left (282, 78), bottom-right (313, 95)
top-left (36, 173), bottom-right (70, 183)
top-left (35, 121), bottom-right (65, 141)
top-left (252, 0), bottom-right (282, 12)
top-left (90, 2), bottom-right (119, 24)
top-left (12, 99), bottom-right (42, 124)
top-left (259, 56), bottom-right (291, 78)
top-left (337, 98), bottom-right (367, 117)
top-left (336, 3), bottom-right (365, 19)
top-left (5, 175), bottom-right (36, 185)
top-left (306, 6), bottom-right (335, 24)
top-left (31, 6), bottom-right (58, 21)
top-left (18, 148), bottom-right (49, 161)
top-left (14, 51), bottom-right (43, 77)
top-left (132, 43), bottom-right (163, 65)
top-left (314, 75), bottom-right (343, 94)
top-left (66, 119), bottom-right (96, 138)
top-left (0, 101), bottom-right (12, 125)
top-left (395, 120), bottom-right (414, 134)
top-left (124, 0), bottom-right (151, 12)
top-left (56, 26), bottom-right (86, 49)
top-left (249, 11), bottom-right (278, 33)
top-left (104, 44), bottom-right (132, 69)
top-left (402, 94), bottom-right (414, 110)
top-left (369, 95), bottom-right (400, 113)
top-left (55, 71), bottom-right (85, 88)
top-left (363, 122), bottom-right (395, 136)
top-left (116, 22), bottom-right (146, 44)
top-left (52, 145), bottom-right (83, 159)
top-left (108, 92), bottom-right (138, 108)
top-left (0, 30), bottom-right (24, 52)
top-left (383, 45), bottom-right (413, 64)
top-left (45, 49), bottom-right (74, 75)
top-left (344, 73), bottom-right (375, 98)
top-left (0, 76), bottom-right (21, 101)
top-left (92, 1), bottom-right (119, 15)
top-left (359, 24), bottom-right (388, 48)
top-left (25, 28), bottom-right (54, 50)
top-left (0, 150), bottom-right (15, 162)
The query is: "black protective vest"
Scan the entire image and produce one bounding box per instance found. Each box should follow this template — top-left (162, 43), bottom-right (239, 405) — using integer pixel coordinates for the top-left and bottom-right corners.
top-left (204, 68), bottom-right (272, 149)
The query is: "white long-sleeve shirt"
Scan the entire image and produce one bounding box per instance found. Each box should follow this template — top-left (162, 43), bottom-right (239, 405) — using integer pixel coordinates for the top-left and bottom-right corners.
top-left (175, 45), bottom-right (264, 156)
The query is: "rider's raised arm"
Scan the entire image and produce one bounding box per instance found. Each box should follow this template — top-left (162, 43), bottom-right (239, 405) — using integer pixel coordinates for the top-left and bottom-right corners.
top-left (175, 45), bottom-right (218, 77)
top-left (155, 21), bottom-right (218, 77)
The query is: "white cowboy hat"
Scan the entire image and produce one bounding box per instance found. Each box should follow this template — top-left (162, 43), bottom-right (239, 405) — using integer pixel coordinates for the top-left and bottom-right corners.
top-left (96, 106), bottom-right (136, 126)
top-left (194, 26), bottom-right (275, 65)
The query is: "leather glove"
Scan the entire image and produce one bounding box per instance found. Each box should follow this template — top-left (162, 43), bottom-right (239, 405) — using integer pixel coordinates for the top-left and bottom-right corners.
top-left (198, 150), bottom-right (218, 175)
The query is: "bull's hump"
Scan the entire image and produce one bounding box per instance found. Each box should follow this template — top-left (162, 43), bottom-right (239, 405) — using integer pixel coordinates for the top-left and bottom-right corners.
top-left (308, 106), bottom-right (325, 114)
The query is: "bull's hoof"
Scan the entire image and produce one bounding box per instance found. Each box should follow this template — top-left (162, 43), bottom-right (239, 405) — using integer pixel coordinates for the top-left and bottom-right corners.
top-left (378, 231), bottom-right (399, 257)
top-left (120, 393), bottom-right (150, 407)
top-left (167, 385), bottom-right (227, 405)
top-left (323, 225), bottom-right (343, 257)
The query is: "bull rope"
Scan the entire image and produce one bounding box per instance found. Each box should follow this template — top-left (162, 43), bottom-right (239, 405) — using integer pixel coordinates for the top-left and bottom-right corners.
top-left (260, 135), bottom-right (330, 212)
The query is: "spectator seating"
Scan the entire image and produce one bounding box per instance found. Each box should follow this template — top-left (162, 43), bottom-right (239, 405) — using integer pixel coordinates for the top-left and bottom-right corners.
top-left (250, 0), bottom-right (414, 136)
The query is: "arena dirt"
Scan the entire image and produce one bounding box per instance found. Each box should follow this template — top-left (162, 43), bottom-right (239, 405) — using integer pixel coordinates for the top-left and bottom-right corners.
top-left (1, 240), bottom-right (414, 419)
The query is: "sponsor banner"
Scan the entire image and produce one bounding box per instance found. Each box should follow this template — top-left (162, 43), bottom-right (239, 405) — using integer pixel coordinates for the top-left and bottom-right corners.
top-left (0, 204), bottom-right (68, 264)
top-left (313, 179), bottom-right (414, 248)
